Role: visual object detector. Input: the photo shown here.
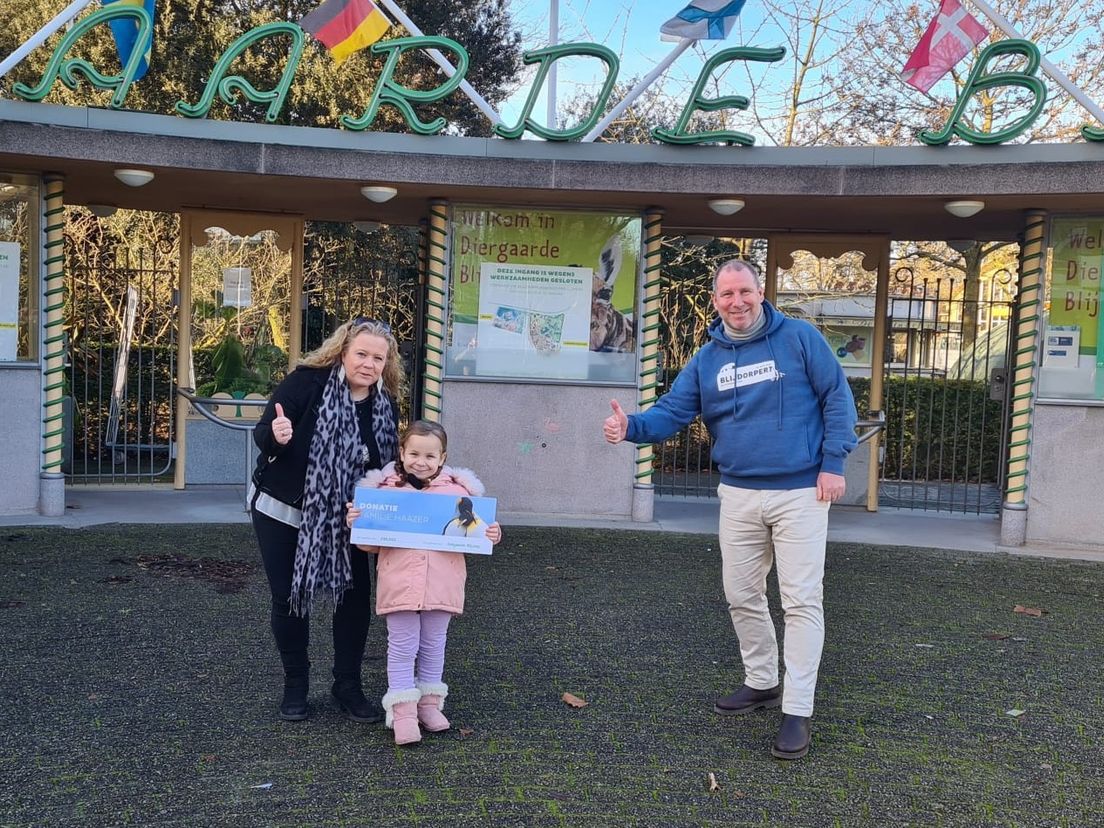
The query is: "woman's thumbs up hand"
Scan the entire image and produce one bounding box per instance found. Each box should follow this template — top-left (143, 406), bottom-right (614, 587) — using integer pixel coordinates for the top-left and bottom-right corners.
top-left (272, 402), bottom-right (293, 445)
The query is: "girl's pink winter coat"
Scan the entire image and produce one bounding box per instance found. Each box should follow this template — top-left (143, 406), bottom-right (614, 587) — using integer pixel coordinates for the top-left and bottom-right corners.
top-left (355, 462), bottom-right (485, 615)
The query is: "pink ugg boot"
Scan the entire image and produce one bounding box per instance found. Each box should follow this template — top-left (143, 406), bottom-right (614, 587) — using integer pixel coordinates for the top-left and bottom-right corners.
top-left (382, 688), bottom-right (422, 746)
top-left (416, 681), bottom-right (450, 732)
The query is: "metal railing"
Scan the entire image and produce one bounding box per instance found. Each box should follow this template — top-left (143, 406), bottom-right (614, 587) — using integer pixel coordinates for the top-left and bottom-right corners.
top-left (176, 388), bottom-right (266, 508)
top-left (655, 413), bottom-right (886, 498)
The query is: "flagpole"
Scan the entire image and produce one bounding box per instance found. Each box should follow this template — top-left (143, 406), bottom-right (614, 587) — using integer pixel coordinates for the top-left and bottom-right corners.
top-left (375, 0), bottom-right (501, 125)
top-left (0, 0), bottom-right (96, 80)
top-left (581, 37), bottom-right (695, 142)
top-left (967, 0), bottom-right (1104, 125)
top-left (547, 0), bottom-right (559, 129)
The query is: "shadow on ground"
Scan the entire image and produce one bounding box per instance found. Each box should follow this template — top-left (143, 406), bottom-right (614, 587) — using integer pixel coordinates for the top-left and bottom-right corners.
top-left (1, 526), bottom-right (1101, 827)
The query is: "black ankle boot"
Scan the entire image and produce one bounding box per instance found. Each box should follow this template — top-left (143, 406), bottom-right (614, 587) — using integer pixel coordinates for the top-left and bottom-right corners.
top-left (771, 714), bottom-right (811, 759)
top-left (279, 677), bottom-right (309, 721)
top-left (332, 679), bottom-right (384, 723)
top-left (713, 683), bottom-right (782, 715)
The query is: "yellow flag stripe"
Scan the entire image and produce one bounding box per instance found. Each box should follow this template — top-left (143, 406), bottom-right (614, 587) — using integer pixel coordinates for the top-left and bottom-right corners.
top-left (329, 11), bottom-right (389, 65)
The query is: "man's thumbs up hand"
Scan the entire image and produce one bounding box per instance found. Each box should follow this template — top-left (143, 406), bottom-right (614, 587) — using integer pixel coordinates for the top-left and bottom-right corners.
top-left (603, 399), bottom-right (628, 444)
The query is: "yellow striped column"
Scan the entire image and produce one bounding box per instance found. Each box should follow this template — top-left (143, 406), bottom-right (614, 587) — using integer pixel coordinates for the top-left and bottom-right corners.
top-left (422, 201), bottom-right (448, 423)
top-left (415, 218), bottom-right (428, 418)
top-left (632, 208), bottom-right (664, 521)
top-left (39, 176), bottom-right (67, 515)
top-left (1000, 208), bottom-right (1046, 546)
top-left (417, 218), bottom-right (428, 284)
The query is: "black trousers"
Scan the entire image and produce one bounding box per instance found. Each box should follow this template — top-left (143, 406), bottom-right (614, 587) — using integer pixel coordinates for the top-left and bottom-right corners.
top-left (251, 509), bottom-right (373, 685)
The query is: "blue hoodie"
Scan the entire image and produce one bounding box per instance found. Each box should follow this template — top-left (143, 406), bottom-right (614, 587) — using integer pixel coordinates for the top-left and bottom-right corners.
top-left (626, 301), bottom-right (858, 489)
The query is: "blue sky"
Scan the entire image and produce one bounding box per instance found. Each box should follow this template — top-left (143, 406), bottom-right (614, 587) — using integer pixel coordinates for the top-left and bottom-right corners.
top-left (500, 1), bottom-right (779, 126)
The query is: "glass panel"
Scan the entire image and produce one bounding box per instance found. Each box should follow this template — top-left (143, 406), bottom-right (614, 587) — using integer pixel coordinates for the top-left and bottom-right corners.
top-left (0, 180), bottom-right (39, 362)
top-left (190, 227), bottom-right (291, 396)
top-left (1040, 216), bottom-right (1104, 400)
top-left (446, 205), bottom-right (641, 384)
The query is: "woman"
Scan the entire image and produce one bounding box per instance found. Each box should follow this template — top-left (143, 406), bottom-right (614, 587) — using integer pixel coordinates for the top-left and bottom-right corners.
top-left (250, 318), bottom-right (403, 723)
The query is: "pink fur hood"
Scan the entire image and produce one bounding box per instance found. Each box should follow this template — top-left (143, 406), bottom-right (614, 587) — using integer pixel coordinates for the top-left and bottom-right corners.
top-left (357, 462), bottom-right (485, 496)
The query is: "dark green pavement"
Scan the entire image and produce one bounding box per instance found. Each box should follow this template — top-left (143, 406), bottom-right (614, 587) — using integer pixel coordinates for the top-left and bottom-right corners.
top-left (1, 525), bottom-right (1102, 827)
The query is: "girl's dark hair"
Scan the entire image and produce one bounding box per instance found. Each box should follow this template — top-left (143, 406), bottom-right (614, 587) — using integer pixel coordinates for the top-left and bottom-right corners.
top-left (456, 497), bottom-right (476, 528)
top-left (400, 420), bottom-right (448, 452)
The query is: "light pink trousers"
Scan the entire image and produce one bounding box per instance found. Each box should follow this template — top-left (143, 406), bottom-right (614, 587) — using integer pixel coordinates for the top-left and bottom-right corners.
top-left (717, 484), bottom-right (830, 717)
top-left (385, 609), bottom-right (452, 691)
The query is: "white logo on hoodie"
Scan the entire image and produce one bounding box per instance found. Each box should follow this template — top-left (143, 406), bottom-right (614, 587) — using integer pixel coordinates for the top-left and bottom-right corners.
top-left (717, 360), bottom-right (782, 391)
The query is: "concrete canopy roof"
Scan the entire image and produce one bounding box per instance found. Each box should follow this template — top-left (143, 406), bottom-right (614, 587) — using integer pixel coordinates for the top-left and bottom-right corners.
top-left (3, 99), bottom-right (1104, 240)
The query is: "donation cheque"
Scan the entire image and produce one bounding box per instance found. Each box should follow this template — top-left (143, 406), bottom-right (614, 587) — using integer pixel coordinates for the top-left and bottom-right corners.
top-left (350, 487), bottom-right (498, 555)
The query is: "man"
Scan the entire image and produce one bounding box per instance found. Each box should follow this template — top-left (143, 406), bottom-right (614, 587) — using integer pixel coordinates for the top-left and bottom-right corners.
top-left (603, 259), bottom-right (857, 760)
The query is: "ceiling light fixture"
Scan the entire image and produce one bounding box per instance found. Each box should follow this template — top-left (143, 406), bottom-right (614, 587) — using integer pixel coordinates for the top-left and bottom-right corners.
top-left (360, 185), bottom-right (398, 203)
top-left (945, 199), bottom-right (985, 218)
top-left (114, 168), bottom-right (155, 187)
top-left (86, 204), bottom-right (118, 218)
top-left (707, 198), bottom-right (745, 216)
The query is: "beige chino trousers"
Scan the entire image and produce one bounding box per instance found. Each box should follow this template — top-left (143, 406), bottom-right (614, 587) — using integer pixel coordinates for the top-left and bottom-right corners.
top-left (717, 484), bottom-right (830, 717)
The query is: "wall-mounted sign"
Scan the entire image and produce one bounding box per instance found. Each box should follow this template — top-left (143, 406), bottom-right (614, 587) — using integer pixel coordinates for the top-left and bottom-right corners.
top-left (222, 267), bottom-right (252, 308)
top-left (1048, 218), bottom-right (1102, 353)
top-left (447, 206), bottom-right (640, 384)
top-left (0, 241), bottom-right (20, 361)
top-left (1041, 217), bottom-right (1104, 400)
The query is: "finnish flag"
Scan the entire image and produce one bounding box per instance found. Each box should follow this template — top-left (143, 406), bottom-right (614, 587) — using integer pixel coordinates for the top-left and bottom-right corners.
top-left (660, 0), bottom-right (747, 42)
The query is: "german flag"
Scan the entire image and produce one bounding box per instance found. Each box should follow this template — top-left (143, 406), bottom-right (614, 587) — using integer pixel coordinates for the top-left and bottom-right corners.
top-left (299, 0), bottom-right (392, 66)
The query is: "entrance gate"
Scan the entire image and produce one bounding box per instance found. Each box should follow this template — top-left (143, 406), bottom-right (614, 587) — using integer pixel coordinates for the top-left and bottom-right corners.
top-left (67, 217), bottom-right (424, 485)
top-left (66, 239), bottom-right (178, 484)
top-left (877, 266), bottom-right (1015, 513)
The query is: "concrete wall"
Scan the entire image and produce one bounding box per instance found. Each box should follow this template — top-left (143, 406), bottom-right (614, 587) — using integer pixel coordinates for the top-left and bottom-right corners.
top-left (183, 419), bottom-right (255, 486)
top-left (0, 366), bottom-right (42, 514)
top-left (442, 381), bottom-right (636, 518)
top-left (1025, 403), bottom-right (1104, 547)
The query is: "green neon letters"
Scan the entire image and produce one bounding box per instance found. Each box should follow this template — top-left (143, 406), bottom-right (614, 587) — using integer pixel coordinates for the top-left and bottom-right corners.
top-left (16, 18), bottom-right (1085, 148)
top-left (176, 22), bottom-right (305, 123)
top-left (653, 46), bottom-right (786, 146)
top-left (13, 6), bottom-right (153, 109)
top-left (919, 39), bottom-right (1047, 146)
top-left (342, 36), bottom-right (470, 134)
top-left (493, 43), bottom-right (620, 141)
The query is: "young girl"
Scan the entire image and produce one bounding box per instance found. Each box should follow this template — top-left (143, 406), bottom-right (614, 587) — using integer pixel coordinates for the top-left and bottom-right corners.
top-left (347, 420), bottom-right (502, 745)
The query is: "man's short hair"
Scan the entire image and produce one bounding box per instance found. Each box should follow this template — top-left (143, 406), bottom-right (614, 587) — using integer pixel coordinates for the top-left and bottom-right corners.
top-left (713, 259), bottom-right (761, 291)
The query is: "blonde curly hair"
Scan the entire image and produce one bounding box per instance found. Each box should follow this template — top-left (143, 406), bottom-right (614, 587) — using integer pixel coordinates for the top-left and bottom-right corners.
top-left (299, 318), bottom-right (406, 400)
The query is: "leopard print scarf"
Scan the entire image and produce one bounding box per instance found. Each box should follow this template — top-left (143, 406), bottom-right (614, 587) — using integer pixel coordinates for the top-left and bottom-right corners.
top-left (371, 381), bottom-right (397, 470)
top-left (288, 366), bottom-right (363, 617)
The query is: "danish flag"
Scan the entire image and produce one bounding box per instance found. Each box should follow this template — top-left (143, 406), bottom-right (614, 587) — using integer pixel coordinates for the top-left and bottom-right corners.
top-left (901, 0), bottom-right (989, 93)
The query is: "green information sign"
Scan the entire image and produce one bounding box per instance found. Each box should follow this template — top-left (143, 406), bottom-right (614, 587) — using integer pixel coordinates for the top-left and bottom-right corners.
top-left (448, 206), bottom-right (641, 383)
top-left (1049, 217), bottom-right (1104, 354)
top-left (1040, 216), bottom-right (1104, 400)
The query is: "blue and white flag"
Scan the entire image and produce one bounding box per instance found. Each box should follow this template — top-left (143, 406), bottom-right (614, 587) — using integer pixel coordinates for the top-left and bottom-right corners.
top-left (100, 0), bottom-right (156, 80)
top-left (660, 0), bottom-right (747, 42)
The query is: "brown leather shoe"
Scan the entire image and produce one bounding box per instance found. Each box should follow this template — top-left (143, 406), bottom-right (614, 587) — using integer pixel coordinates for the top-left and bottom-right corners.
top-left (771, 714), bottom-right (811, 759)
top-left (713, 683), bottom-right (782, 715)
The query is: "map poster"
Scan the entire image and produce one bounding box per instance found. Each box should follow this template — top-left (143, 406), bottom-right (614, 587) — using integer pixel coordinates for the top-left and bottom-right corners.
top-left (475, 262), bottom-right (592, 379)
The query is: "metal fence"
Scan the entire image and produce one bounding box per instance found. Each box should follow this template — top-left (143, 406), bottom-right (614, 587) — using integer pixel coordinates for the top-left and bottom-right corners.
top-left (66, 221), bottom-right (424, 485)
top-left (874, 266), bottom-right (1014, 513)
top-left (67, 245), bottom-right (177, 483)
top-left (653, 268), bottom-right (1016, 514)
